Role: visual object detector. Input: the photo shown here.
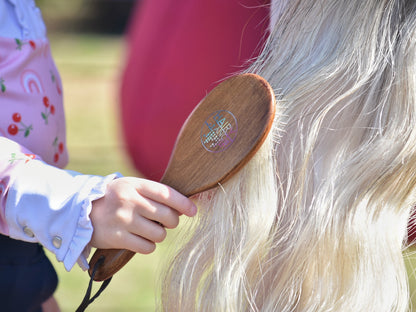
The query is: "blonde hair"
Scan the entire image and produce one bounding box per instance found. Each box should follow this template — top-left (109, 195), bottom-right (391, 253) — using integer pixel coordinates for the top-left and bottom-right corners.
top-left (159, 1), bottom-right (416, 311)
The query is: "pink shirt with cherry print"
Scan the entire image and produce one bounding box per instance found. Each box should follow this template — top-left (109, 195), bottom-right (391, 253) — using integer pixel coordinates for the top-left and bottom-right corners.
top-left (0, 35), bottom-right (68, 167)
top-left (0, 0), bottom-right (121, 271)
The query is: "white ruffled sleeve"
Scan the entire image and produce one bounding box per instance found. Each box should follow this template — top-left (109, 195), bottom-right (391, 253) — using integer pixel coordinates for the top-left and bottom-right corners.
top-left (1, 137), bottom-right (122, 271)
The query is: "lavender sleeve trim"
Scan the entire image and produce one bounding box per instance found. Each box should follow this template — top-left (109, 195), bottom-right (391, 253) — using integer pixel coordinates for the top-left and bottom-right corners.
top-left (4, 157), bottom-right (123, 272)
top-left (63, 173), bottom-right (121, 271)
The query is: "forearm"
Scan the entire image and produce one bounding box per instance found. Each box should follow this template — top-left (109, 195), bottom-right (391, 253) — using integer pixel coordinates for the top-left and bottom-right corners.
top-left (0, 136), bottom-right (121, 270)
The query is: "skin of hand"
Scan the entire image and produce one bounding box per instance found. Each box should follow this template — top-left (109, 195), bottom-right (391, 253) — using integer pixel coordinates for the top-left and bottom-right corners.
top-left (89, 177), bottom-right (197, 254)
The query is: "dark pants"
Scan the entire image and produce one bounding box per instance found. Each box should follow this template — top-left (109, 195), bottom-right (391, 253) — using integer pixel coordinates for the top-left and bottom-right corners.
top-left (0, 234), bottom-right (58, 312)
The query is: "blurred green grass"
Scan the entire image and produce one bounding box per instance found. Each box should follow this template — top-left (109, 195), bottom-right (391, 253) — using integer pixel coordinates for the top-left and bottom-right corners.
top-left (46, 33), bottom-right (164, 312)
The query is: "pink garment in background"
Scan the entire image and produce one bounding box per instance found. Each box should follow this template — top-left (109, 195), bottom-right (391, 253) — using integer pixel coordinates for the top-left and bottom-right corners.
top-left (120, 0), bottom-right (270, 180)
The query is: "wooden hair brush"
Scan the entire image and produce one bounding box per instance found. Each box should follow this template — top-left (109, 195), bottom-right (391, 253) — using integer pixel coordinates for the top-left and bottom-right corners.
top-left (88, 73), bottom-right (276, 281)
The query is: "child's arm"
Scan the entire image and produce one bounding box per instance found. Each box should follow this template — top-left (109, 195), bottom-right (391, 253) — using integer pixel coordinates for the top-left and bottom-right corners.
top-left (0, 136), bottom-right (119, 270)
top-left (0, 136), bottom-right (196, 270)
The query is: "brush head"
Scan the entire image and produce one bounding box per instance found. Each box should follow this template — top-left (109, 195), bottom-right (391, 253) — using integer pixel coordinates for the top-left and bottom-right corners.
top-left (161, 73), bottom-right (276, 196)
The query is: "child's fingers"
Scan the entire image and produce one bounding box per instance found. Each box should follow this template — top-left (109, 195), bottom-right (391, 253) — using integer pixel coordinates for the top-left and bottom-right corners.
top-left (133, 195), bottom-right (181, 229)
top-left (90, 177), bottom-right (197, 251)
top-left (122, 233), bottom-right (156, 254)
top-left (126, 177), bottom-right (198, 217)
top-left (128, 215), bottom-right (167, 243)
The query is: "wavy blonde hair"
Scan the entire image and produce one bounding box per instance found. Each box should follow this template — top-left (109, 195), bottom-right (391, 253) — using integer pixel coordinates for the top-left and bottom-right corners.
top-left (159, 1), bottom-right (416, 311)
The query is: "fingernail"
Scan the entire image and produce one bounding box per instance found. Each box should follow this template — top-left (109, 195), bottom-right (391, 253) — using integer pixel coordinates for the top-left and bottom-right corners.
top-left (189, 203), bottom-right (197, 217)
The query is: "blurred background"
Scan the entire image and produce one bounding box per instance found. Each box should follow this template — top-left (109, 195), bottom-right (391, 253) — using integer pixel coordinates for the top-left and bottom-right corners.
top-left (37, 1), bottom-right (166, 311)
top-left (35, 0), bottom-right (416, 311)
top-left (39, 0), bottom-right (137, 34)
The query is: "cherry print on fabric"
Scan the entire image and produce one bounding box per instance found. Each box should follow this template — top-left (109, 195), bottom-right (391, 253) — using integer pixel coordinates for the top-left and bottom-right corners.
top-left (8, 152), bottom-right (36, 164)
top-left (0, 78), bottom-right (5, 93)
top-left (52, 137), bottom-right (64, 163)
top-left (8, 113), bottom-right (33, 137)
top-left (41, 96), bottom-right (55, 124)
top-left (0, 36), bottom-right (67, 167)
top-left (15, 38), bottom-right (36, 50)
top-left (50, 70), bottom-right (62, 95)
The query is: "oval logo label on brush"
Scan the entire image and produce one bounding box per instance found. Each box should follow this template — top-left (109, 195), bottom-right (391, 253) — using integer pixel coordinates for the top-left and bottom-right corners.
top-left (200, 110), bottom-right (238, 153)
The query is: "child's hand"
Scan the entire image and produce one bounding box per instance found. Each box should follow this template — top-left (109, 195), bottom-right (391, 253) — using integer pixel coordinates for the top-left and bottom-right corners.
top-left (89, 177), bottom-right (197, 254)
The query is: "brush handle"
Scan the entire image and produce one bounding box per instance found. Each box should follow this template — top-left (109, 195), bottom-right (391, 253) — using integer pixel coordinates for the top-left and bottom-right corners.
top-left (88, 167), bottom-right (189, 281)
top-left (88, 249), bottom-right (135, 281)
top-left (88, 171), bottom-right (188, 281)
